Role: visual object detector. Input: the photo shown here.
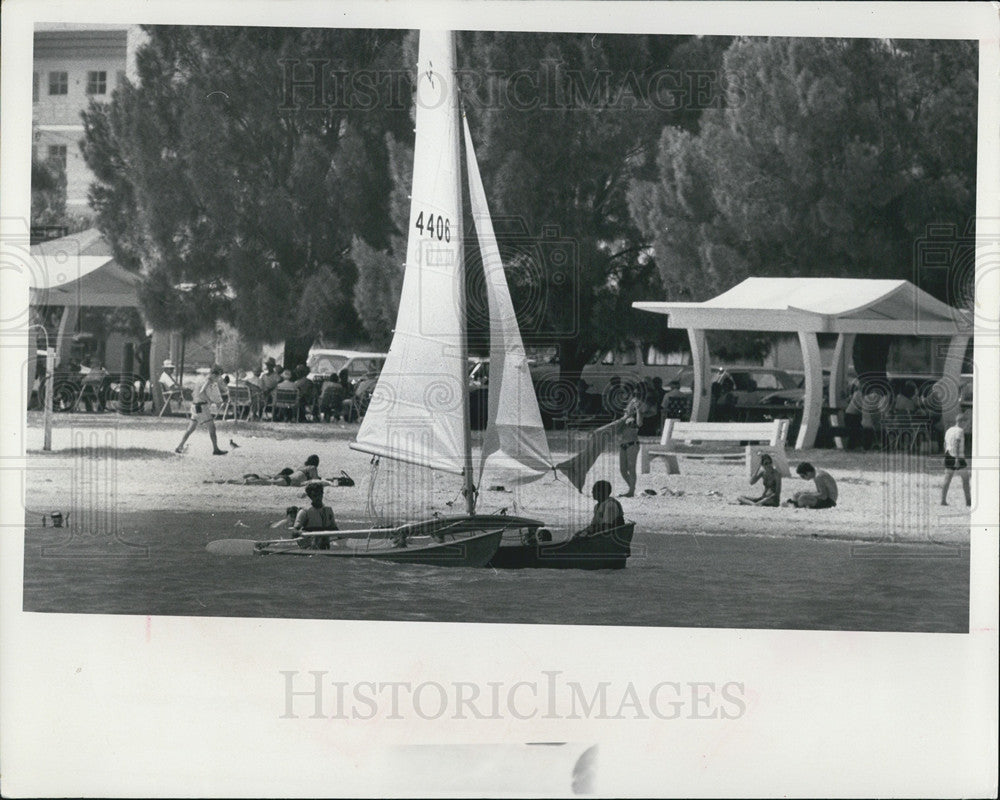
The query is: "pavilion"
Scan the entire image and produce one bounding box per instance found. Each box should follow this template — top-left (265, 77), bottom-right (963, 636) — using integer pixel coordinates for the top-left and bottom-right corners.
top-left (27, 229), bottom-right (175, 409)
top-left (633, 277), bottom-right (972, 449)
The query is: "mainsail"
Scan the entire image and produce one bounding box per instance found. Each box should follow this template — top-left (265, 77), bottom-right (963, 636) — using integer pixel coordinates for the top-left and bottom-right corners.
top-left (462, 114), bottom-right (555, 484)
top-left (352, 31), bottom-right (470, 476)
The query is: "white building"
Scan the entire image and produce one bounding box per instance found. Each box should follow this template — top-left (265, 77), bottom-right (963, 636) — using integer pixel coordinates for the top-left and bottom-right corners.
top-left (32, 24), bottom-right (144, 217)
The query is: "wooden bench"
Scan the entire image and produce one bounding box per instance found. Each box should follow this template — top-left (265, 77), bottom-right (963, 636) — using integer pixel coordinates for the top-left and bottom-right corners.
top-left (640, 418), bottom-right (790, 476)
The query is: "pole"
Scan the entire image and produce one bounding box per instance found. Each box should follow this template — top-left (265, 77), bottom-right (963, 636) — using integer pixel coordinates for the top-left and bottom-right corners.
top-left (445, 31), bottom-right (475, 517)
top-left (43, 346), bottom-right (55, 451)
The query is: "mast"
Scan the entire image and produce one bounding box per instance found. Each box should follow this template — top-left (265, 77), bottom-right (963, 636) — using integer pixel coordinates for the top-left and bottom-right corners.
top-left (451, 32), bottom-right (476, 517)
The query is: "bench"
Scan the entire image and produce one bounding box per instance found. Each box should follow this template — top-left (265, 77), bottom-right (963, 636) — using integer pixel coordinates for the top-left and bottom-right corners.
top-left (640, 418), bottom-right (790, 478)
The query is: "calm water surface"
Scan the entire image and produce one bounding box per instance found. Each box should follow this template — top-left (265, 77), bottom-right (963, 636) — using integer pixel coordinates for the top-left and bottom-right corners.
top-left (22, 511), bottom-right (968, 632)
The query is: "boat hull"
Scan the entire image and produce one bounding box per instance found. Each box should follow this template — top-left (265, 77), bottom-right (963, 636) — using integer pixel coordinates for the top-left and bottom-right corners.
top-left (254, 516), bottom-right (541, 568)
top-left (488, 523), bottom-right (635, 570)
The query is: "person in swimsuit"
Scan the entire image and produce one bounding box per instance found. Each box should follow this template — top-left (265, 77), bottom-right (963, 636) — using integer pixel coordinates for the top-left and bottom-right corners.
top-left (575, 480), bottom-right (625, 538)
top-left (738, 453), bottom-right (781, 506)
top-left (786, 462), bottom-right (838, 509)
top-left (618, 388), bottom-right (643, 497)
top-left (941, 412), bottom-right (971, 507)
top-left (175, 365), bottom-right (227, 455)
top-left (206, 455), bottom-right (324, 486)
top-left (292, 483), bottom-right (338, 549)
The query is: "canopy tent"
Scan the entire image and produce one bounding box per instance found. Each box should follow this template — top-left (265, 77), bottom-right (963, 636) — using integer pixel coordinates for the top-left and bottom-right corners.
top-left (25, 230), bottom-right (185, 412)
top-left (634, 278), bottom-right (972, 448)
top-left (29, 229), bottom-right (142, 363)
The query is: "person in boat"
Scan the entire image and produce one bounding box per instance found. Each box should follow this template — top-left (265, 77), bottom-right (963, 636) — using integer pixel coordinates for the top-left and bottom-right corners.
top-left (618, 386), bottom-right (643, 497)
top-left (175, 365), bottom-right (228, 455)
top-left (575, 480), bottom-right (625, 538)
top-left (785, 462), bottom-right (838, 509)
top-left (737, 453), bottom-right (782, 506)
top-left (292, 482), bottom-right (338, 549)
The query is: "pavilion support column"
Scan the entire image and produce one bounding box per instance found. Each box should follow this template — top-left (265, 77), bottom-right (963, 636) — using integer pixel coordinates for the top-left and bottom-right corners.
top-left (796, 331), bottom-right (823, 450)
top-left (940, 335), bottom-right (970, 428)
top-left (828, 333), bottom-right (855, 408)
top-left (687, 328), bottom-right (712, 422)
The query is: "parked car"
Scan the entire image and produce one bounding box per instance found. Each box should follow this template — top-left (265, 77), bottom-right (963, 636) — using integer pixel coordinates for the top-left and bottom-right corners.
top-left (528, 344), bottom-right (689, 396)
top-left (306, 349), bottom-right (387, 383)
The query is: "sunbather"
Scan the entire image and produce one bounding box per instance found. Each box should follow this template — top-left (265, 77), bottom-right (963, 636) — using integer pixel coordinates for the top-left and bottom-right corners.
top-left (737, 453), bottom-right (781, 506)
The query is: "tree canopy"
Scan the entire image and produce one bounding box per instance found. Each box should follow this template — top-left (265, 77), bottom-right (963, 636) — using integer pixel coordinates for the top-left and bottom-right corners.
top-left (629, 37), bottom-right (977, 305)
top-left (82, 25), bottom-right (410, 348)
top-left (352, 31), bottom-right (726, 369)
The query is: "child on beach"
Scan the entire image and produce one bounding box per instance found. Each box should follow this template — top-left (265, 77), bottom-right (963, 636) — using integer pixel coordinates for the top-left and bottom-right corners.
top-left (941, 412), bottom-right (971, 507)
top-left (292, 483), bottom-right (338, 549)
top-left (785, 462), bottom-right (838, 509)
top-left (738, 453), bottom-right (781, 506)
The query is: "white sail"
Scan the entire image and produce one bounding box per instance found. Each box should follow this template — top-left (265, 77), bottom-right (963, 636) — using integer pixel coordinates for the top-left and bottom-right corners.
top-left (352, 31), bottom-right (470, 476)
top-left (463, 114), bottom-right (555, 484)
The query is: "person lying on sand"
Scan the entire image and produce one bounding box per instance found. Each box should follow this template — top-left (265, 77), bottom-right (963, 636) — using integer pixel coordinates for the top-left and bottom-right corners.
top-left (784, 462), bottom-right (838, 509)
top-left (737, 453), bottom-right (781, 506)
top-left (204, 455), bottom-right (323, 486)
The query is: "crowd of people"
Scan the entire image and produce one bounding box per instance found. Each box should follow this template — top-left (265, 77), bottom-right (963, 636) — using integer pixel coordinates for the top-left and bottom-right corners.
top-left (161, 356), bottom-right (380, 427)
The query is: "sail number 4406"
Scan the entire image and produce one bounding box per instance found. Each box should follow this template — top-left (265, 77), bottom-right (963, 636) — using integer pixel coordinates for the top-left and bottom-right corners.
top-left (415, 211), bottom-right (450, 242)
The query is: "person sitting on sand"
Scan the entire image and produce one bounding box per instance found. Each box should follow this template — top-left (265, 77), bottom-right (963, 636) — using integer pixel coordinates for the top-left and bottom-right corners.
top-left (292, 483), bottom-right (338, 549)
top-left (738, 453), bottom-right (781, 506)
top-left (575, 480), bottom-right (625, 538)
top-left (785, 462), bottom-right (838, 509)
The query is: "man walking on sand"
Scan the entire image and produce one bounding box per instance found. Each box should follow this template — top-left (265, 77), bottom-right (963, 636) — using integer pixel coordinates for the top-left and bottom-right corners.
top-left (941, 411), bottom-right (971, 507)
top-left (175, 365), bottom-right (227, 455)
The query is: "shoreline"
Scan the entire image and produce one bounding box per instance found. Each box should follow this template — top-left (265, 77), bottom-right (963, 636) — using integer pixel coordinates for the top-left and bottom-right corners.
top-left (21, 413), bottom-right (971, 546)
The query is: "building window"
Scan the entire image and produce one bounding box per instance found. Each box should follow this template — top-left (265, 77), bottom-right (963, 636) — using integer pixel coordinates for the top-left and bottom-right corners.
top-left (48, 71), bottom-right (68, 95)
top-left (86, 70), bottom-right (107, 95)
top-left (33, 72), bottom-right (39, 103)
top-left (47, 145), bottom-right (68, 170)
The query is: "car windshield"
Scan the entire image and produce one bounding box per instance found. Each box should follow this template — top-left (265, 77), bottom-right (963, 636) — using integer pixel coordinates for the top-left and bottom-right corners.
top-left (308, 355), bottom-right (348, 375)
top-left (349, 359), bottom-right (383, 378)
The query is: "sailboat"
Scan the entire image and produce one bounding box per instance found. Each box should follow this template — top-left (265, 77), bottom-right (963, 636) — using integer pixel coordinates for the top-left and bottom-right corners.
top-left (221, 30), bottom-right (633, 567)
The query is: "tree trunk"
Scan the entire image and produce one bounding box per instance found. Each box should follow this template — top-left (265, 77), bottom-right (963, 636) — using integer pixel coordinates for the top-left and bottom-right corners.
top-left (283, 336), bottom-right (314, 371)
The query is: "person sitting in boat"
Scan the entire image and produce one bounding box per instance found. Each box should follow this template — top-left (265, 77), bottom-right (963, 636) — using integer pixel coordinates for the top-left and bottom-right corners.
top-left (737, 453), bottom-right (782, 506)
top-left (575, 480), bottom-right (625, 538)
top-left (785, 462), bottom-right (838, 509)
top-left (292, 483), bottom-right (337, 549)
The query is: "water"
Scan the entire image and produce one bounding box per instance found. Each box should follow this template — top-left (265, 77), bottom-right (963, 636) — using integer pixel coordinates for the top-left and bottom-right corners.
top-left (22, 511), bottom-right (968, 632)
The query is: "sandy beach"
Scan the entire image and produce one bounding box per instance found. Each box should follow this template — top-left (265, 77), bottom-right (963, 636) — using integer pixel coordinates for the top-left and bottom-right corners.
top-left (19, 411), bottom-right (972, 546)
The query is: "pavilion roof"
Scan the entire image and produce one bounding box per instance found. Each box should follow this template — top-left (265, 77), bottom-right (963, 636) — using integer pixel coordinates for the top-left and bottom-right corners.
top-left (633, 277), bottom-right (971, 336)
top-left (29, 229), bottom-right (140, 308)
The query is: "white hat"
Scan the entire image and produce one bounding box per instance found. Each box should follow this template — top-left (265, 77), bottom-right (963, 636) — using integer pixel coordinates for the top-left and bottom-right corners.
top-left (163, 359), bottom-right (174, 368)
